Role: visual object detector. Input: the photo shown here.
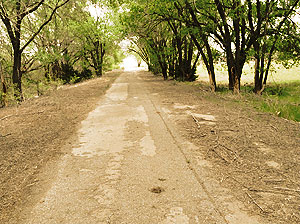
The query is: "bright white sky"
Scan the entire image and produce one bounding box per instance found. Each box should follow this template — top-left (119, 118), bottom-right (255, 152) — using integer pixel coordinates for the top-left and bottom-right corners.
top-left (87, 3), bottom-right (144, 71)
top-left (88, 4), bottom-right (107, 19)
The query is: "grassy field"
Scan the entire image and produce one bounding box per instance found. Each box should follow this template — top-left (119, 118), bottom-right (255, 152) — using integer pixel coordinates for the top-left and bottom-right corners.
top-left (196, 63), bottom-right (300, 122)
top-left (197, 62), bottom-right (300, 84)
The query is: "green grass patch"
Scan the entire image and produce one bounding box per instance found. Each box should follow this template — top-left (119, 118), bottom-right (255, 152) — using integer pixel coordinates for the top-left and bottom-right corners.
top-left (211, 81), bottom-right (300, 122)
top-left (196, 63), bottom-right (300, 122)
top-left (255, 82), bottom-right (300, 122)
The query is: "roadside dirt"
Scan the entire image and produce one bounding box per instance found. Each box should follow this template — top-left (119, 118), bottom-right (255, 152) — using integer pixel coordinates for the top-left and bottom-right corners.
top-left (0, 71), bottom-right (120, 224)
top-left (0, 70), bottom-right (299, 223)
top-left (143, 72), bottom-right (300, 224)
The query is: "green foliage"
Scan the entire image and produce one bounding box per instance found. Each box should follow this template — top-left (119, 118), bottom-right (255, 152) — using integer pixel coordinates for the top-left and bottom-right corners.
top-left (120, 0), bottom-right (202, 81)
top-left (1, 0), bottom-right (300, 106)
top-left (0, 0), bottom-right (125, 105)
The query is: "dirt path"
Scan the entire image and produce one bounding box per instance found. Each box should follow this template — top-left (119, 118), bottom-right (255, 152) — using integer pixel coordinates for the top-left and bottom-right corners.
top-left (0, 72), bottom-right (119, 224)
top-left (21, 71), bottom-right (266, 224)
top-left (1, 71), bottom-right (299, 223)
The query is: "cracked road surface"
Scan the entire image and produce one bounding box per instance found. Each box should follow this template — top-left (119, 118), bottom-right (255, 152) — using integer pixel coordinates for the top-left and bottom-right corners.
top-left (24, 71), bottom-right (262, 224)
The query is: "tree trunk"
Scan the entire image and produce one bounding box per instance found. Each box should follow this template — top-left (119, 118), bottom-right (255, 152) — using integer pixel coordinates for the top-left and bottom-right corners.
top-left (176, 37), bottom-right (184, 81)
top-left (191, 35), bottom-right (216, 91)
top-left (95, 67), bottom-right (102, 77)
top-left (0, 63), bottom-right (8, 106)
top-left (183, 40), bottom-right (194, 81)
top-left (253, 42), bottom-right (267, 94)
top-left (204, 41), bottom-right (217, 91)
top-left (227, 57), bottom-right (235, 91)
top-left (158, 58), bottom-right (168, 80)
top-left (227, 52), bottom-right (243, 93)
top-left (162, 65), bottom-right (168, 80)
top-left (233, 71), bottom-right (241, 95)
top-left (13, 49), bottom-right (23, 101)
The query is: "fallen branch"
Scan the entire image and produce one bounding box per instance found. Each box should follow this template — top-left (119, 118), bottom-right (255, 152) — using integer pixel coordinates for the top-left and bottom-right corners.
top-left (263, 179), bottom-right (284, 183)
top-left (249, 188), bottom-right (297, 196)
top-left (0, 133), bottom-right (12, 137)
top-left (245, 191), bottom-right (266, 213)
top-left (191, 114), bottom-right (201, 128)
top-left (25, 110), bottom-right (45, 116)
top-left (219, 143), bottom-right (238, 155)
top-left (191, 114), bottom-right (206, 137)
top-left (274, 187), bottom-right (300, 193)
top-left (0, 110), bottom-right (45, 121)
top-left (0, 115), bottom-right (12, 121)
top-left (209, 146), bottom-right (230, 163)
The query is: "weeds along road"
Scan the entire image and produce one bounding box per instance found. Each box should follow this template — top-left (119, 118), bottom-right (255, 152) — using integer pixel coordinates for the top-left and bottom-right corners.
top-left (21, 71), bottom-right (266, 224)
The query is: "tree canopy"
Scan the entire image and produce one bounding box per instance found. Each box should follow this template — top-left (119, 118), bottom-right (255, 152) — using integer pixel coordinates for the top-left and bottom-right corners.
top-left (0, 0), bottom-right (124, 102)
top-left (120, 0), bottom-right (300, 93)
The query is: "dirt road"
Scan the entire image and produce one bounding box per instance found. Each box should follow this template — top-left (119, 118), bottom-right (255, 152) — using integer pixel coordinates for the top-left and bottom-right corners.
top-left (21, 71), bottom-right (266, 224)
top-left (2, 70), bottom-right (299, 223)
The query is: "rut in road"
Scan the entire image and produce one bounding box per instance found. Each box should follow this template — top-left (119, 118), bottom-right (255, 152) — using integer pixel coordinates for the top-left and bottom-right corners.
top-left (24, 71), bottom-right (263, 224)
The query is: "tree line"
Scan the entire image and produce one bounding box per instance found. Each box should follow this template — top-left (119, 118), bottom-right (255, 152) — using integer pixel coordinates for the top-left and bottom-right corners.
top-left (0, 0), bottom-right (123, 104)
top-left (1, 0), bottom-right (300, 105)
top-left (121, 0), bottom-right (300, 93)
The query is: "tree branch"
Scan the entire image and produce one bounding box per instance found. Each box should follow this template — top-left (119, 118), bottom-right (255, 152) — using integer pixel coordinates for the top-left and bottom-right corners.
top-left (0, 5), bottom-right (16, 45)
top-left (20, 0), bottom-right (70, 53)
top-left (21, 0), bottom-right (45, 19)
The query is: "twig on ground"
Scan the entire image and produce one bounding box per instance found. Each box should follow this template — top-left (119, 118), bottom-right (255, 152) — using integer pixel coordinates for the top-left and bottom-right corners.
top-left (219, 143), bottom-right (239, 158)
top-left (206, 133), bottom-right (230, 163)
top-left (0, 110), bottom-right (44, 122)
top-left (229, 176), bottom-right (251, 190)
top-left (249, 188), bottom-right (297, 196)
top-left (206, 134), bottom-right (219, 157)
top-left (274, 187), bottom-right (300, 193)
top-left (223, 106), bottom-right (231, 121)
top-left (0, 133), bottom-right (12, 138)
top-left (270, 125), bottom-right (278, 131)
top-left (220, 128), bottom-right (238, 132)
top-left (191, 114), bottom-right (206, 137)
top-left (191, 114), bottom-right (201, 128)
top-left (0, 115), bottom-right (13, 121)
top-left (25, 110), bottom-right (45, 116)
top-left (26, 180), bottom-right (39, 187)
top-left (263, 179), bottom-right (284, 183)
top-left (245, 191), bottom-right (266, 213)
top-left (276, 171), bottom-right (300, 186)
top-left (242, 116), bottom-right (255, 122)
top-left (209, 146), bottom-right (230, 163)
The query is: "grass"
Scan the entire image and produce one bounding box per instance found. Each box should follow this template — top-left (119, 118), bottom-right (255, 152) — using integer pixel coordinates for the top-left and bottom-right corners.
top-left (196, 63), bottom-right (300, 122)
top-left (197, 62), bottom-right (300, 84)
top-left (255, 82), bottom-right (300, 122)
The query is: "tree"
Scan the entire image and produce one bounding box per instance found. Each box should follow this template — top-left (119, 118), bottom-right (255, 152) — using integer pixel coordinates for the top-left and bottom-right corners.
top-left (71, 17), bottom-right (107, 77)
top-left (0, 0), bottom-right (70, 100)
top-left (121, 0), bottom-right (200, 81)
top-left (175, 0), bottom-right (217, 90)
top-left (249, 0), bottom-right (300, 93)
top-left (71, 5), bottom-right (123, 77)
top-left (182, 0), bottom-right (300, 93)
